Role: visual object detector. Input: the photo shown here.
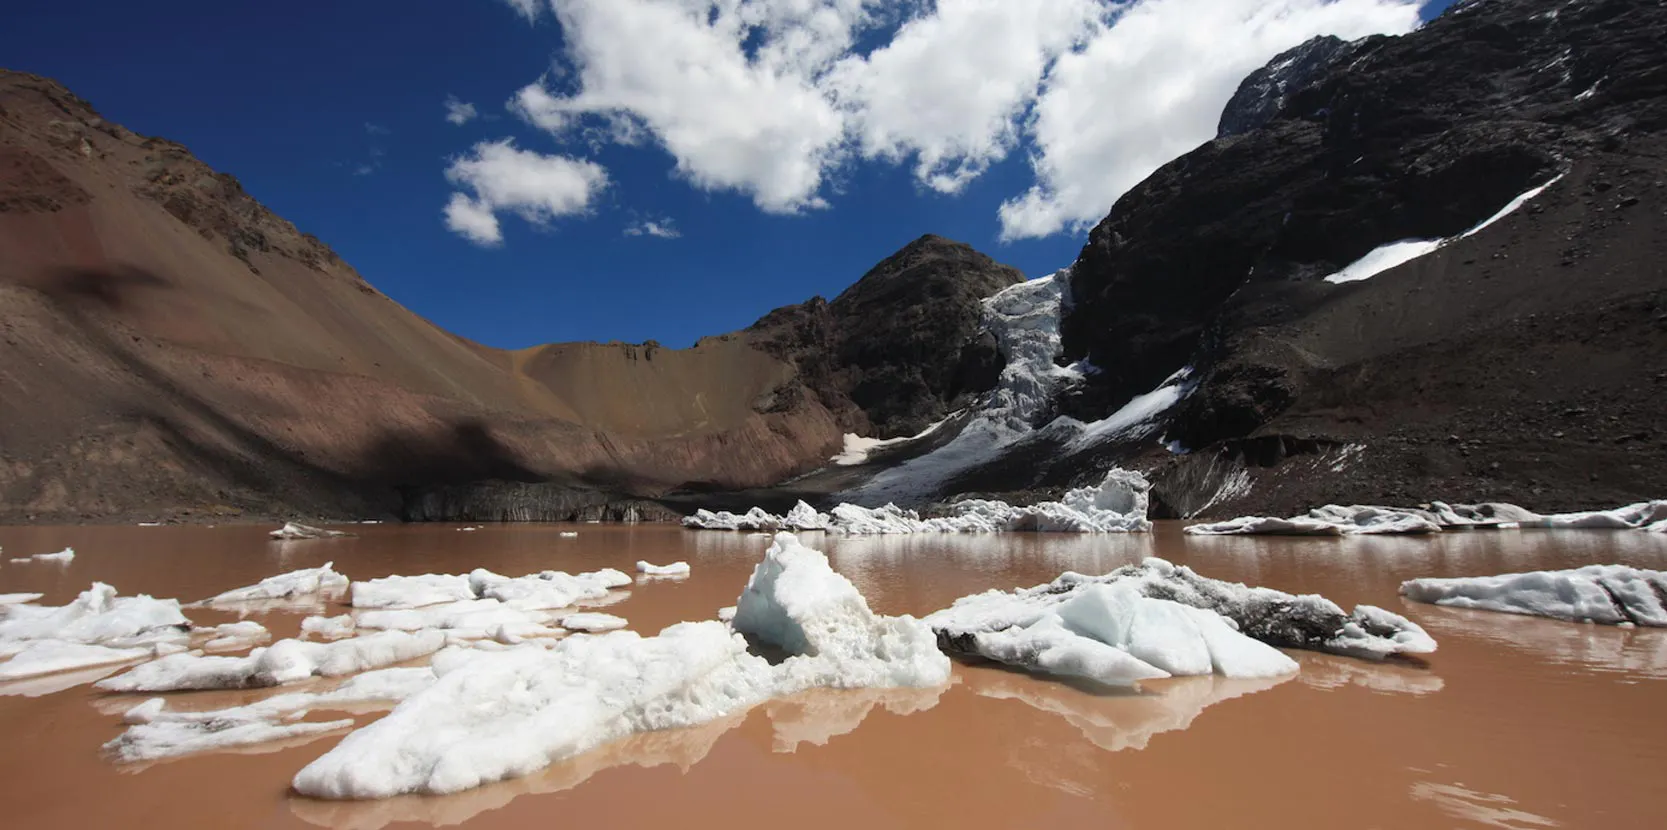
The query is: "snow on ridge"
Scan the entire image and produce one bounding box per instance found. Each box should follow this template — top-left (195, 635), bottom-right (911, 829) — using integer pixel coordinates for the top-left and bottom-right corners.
top-left (290, 532), bottom-right (948, 799)
top-left (830, 415), bottom-right (955, 466)
top-left (1402, 565), bottom-right (1667, 626)
top-left (684, 469), bottom-right (1153, 535)
top-left (1324, 173), bottom-right (1567, 284)
top-left (1188, 499), bottom-right (1667, 536)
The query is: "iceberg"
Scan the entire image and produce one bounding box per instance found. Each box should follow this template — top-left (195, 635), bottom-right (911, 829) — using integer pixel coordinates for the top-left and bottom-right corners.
top-left (1401, 565), bottom-right (1667, 626)
top-left (8, 547), bottom-right (75, 565)
top-left (205, 563), bottom-right (350, 606)
top-left (1189, 499), bottom-right (1667, 536)
top-left (928, 557), bottom-right (1434, 681)
top-left (559, 613), bottom-right (628, 632)
top-left (350, 574), bottom-right (475, 609)
top-left (0, 583), bottom-right (190, 648)
top-left (291, 532), bottom-right (947, 799)
top-left (635, 560), bottom-right (691, 577)
top-left (95, 630), bottom-right (446, 692)
top-left (270, 522), bottom-right (350, 540)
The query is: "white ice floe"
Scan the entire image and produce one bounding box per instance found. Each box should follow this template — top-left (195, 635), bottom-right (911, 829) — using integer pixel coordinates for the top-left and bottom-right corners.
top-left (292, 533), bottom-right (947, 799)
top-left (469, 567), bottom-right (631, 609)
top-left (559, 613), bottom-right (628, 633)
top-left (1324, 174), bottom-right (1566, 285)
top-left (96, 630), bottom-right (446, 692)
top-left (1190, 499), bottom-right (1667, 536)
top-left (717, 606), bottom-right (737, 622)
top-left (689, 469), bottom-right (1152, 536)
top-left (558, 531), bottom-right (579, 538)
top-left (355, 599), bottom-right (561, 641)
top-left (1402, 565), bottom-right (1667, 626)
top-left (0, 640), bottom-right (153, 681)
top-left (635, 560), bottom-right (690, 577)
top-left (8, 547), bottom-right (75, 565)
top-left (106, 666), bottom-right (440, 763)
top-left (0, 594), bottom-right (43, 605)
top-left (301, 615), bottom-right (357, 640)
top-left (928, 557), bottom-right (1434, 682)
top-left (205, 562), bottom-right (350, 607)
top-left (0, 583), bottom-right (190, 649)
top-left (200, 620), bottom-right (271, 651)
top-left (350, 574), bottom-right (475, 609)
top-left (270, 523), bottom-right (349, 540)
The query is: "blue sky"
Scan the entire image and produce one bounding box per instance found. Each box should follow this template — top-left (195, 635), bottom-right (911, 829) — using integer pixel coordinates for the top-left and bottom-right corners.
top-left (4, 0), bottom-right (1456, 350)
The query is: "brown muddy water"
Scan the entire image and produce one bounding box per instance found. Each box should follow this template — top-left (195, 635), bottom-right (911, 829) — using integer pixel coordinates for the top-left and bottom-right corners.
top-left (1, 522), bottom-right (1664, 829)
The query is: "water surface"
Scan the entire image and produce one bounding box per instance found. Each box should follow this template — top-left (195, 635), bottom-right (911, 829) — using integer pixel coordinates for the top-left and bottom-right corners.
top-left (1, 522), bottom-right (1663, 829)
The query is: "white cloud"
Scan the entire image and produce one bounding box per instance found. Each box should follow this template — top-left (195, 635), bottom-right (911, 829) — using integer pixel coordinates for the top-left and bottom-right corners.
top-left (500, 0), bottom-right (542, 21)
top-left (828, 0), bottom-right (1100, 194)
top-left (623, 217), bottom-right (681, 238)
top-left (444, 96), bottom-right (479, 125)
top-left (998, 0), bottom-right (1421, 240)
top-left (472, 0), bottom-right (1421, 239)
top-left (443, 139), bottom-right (610, 246)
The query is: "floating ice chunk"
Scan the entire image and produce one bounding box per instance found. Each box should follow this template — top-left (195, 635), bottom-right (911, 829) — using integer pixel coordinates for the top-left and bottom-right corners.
top-left (206, 563), bottom-right (350, 605)
top-left (350, 574), bottom-right (474, 609)
top-left (782, 501), bottom-right (830, 531)
top-left (0, 583), bottom-right (189, 647)
top-left (1402, 565), bottom-right (1667, 626)
top-left (9, 547), bottom-right (75, 565)
top-left (0, 640), bottom-right (152, 681)
top-left (96, 630), bottom-right (446, 692)
top-left (1058, 584), bottom-right (1213, 675)
top-left (270, 523), bottom-right (349, 540)
top-left (717, 606), bottom-right (737, 623)
top-left (680, 507), bottom-right (781, 531)
top-left (1187, 505), bottom-right (1441, 536)
top-left (559, 613), bottom-right (627, 632)
top-left (201, 620), bottom-right (271, 651)
top-left (301, 615), bottom-right (357, 640)
top-left (468, 568), bottom-right (630, 609)
top-left (105, 710), bottom-right (354, 764)
top-left (354, 599), bottom-right (558, 640)
top-left (1524, 501), bottom-right (1667, 530)
top-left (970, 615), bottom-right (1172, 686)
top-left (0, 594), bottom-right (43, 605)
top-left (558, 531), bottom-right (579, 538)
top-left (1648, 520), bottom-right (1667, 534)
top-left (293, 533), bottom-right (948, 800)
top-left (636, 561), bottom-right (690, 577)
top-left (930, 557), bottom-right (1431, 671)
top-left (735, 532), bottom-right (950, 690)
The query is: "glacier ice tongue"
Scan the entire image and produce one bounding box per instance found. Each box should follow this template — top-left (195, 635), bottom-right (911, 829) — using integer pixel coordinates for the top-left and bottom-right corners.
top-left (1401, 565), bottom-right (1667, 626)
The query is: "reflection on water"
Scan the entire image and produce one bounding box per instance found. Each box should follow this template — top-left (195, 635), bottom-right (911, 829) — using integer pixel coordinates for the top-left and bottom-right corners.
top-left (962, 665), bottom-right (1290, 754)
top-left (290, 712), bottom-right (748, 830)
top-left (1410, 782), bottom-right (1559, 829)
top-left (1418, 607), bottom-right (1667, 681)
top-left (0, 664), bottom-right (125, 698)
top-left (765, 683), bottom-right (952, 753)
top-left (1297, 653), bottom-right (1445, 696)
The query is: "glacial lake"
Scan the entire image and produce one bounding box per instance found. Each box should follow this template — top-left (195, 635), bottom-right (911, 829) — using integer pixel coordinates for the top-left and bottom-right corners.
top-left (1, 522), bottom-right (1664, 829)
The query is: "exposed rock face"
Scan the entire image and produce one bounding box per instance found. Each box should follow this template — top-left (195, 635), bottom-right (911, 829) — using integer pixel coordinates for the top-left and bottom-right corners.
top-left (1216, 35), bottom-right (1362, 139)
top-left (0, 70), bottom-right (1020, 523)
top-left (1059, 0), bottom-right (1667, 514)
top-left (747, 234), bottom-right (1022, 439)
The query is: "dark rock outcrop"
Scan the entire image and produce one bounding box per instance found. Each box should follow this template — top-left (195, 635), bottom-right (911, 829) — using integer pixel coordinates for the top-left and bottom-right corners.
top-left (401, 482), bottom-right (681, 524)
top-left (1058, 0), bottom-right (1667, 514)
top-left (1217, 35), bottom-right (1362, 138)
top-left (747, 234), bottom-right (1023, 438)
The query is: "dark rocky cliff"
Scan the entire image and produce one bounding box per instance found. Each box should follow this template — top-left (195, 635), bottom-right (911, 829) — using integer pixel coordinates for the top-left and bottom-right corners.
top-left (1059, 0), bottom-right (1667, 514)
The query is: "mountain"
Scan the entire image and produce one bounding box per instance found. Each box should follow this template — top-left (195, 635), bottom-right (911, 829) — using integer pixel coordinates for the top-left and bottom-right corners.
top-left (0, 69), bottom-right (1020, 522)
top-left (1052, 0), bottom-right (1667, 515)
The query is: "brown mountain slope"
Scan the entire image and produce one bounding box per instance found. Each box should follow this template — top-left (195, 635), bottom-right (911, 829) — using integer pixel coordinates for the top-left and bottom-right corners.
top-left (0, 70), bottom-right (1018, 522)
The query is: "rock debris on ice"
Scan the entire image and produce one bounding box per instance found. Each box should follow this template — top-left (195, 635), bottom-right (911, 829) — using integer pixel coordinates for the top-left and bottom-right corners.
top-left (928, 557), bottom-right (1434, 684)
top-left (1187, 499), bottom-right (1667, 536)
top-left (270, 523), bottom-right (350, 540)
top-left (684, 469), bottom-right (1153, 535)
top-left (8, 547), bottom-right (75, 565)
top-left (291, 532), bottom-right (946, 799)
top-left (1401, 565), bottom-right (1667, 626)
top-left (205, 563), bottom-right (351, 606)
top-left (95, 630), bottom-right (446, 692)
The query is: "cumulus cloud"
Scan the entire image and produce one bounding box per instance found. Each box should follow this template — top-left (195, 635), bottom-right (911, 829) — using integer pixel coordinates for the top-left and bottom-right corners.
top-left (478, 0), bottom-right (1421, 238)
top-left (444, 96), bottom-right (479, 125)
top-left (500, 0), bottom-right (542, 21)
top-left (443, 139), bottom-right (609, 245)
top-left (623, 217), bottom-right (681, 238)
top-left (998, 0), bottom-right (1422, 239)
